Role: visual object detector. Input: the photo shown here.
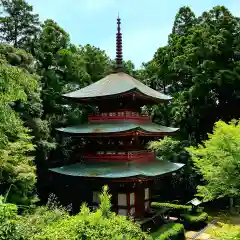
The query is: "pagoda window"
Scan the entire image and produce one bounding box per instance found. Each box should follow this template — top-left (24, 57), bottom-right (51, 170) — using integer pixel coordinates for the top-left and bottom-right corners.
top-left (118, 208), bottom-right (127, 216)
top-left (93, 191), bottom-right (100, 204)
top-left (130, 193), bottom-right (135, 206)
top-left (118, 193), bottom-right (127, 206)
top-left (144, 188), bottom-right (149, 200)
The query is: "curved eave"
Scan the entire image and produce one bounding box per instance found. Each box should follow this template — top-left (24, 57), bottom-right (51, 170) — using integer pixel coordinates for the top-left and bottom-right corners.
top-left (56, 122), bottom-right (179, 137)
top-left (49, 159), bottom-right (185, 178)
top-left (63, 89), bottom-right (172, 104)
top-left (62, 72), bottom-right (172, 104)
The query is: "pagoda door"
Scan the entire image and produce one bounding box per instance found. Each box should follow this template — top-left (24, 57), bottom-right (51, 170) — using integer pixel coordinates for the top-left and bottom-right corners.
top-left (135, 188), bottom-right (145, 218)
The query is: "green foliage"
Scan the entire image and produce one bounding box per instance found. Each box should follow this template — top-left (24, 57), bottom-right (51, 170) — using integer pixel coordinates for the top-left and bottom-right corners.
top-left (145, 5), bottom-right (240, 143)
top-left (14, 186), bottom-right (150, 240)
top-left (151, 223), bottom-right (185, 240)
top-left (0, 50), bottom-right (38, 204)
top-left (149, 137), bottom-right (189, 163)
top-left (181, 212), bottom-right (208, 230)
top-left (151, 202), bottom-right (190, 218)
top-left (181, 212), bottom-right (208, 223)
top-left (172, 6), bottom-right (196, 36)
top-left (79, 44), bottom-right (111, 83)
top-left (16, 206), bottom-right (69, 239)
top-left (151, 202), bottom-right (191, 210)
top-left (149, 137), bottom-right (197, 197)
top-left (186, 120), bottom-right (240, 201)
top-left (0, 0), bottom-right (40, 48)
top-left (0, 197), bottom-right (19, 240)
top-left (210, 223), bottom-right (240, 240)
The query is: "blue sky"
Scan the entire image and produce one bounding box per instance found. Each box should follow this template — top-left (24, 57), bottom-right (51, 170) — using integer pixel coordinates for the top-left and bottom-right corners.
top-left (28, 0), bottom-right (240, 68)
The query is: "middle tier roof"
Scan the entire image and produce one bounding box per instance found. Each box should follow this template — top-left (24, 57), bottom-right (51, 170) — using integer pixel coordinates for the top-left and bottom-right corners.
top-left (56, 121), bottom-right (178, 137)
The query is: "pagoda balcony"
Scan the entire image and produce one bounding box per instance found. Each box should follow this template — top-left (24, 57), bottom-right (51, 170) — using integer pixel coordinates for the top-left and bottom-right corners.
top-left (88, 111), bottom-right (151, 123)
top-left (83, 150), bottom-right (155, 162)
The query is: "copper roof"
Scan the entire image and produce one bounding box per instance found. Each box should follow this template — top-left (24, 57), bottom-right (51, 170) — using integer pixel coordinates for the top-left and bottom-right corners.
top-left (63, 72), bottom-right (172, 102)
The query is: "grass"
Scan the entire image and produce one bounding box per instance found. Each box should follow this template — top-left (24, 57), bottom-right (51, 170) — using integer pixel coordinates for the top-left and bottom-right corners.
top-left (204, 210), bottom-right (240, 239)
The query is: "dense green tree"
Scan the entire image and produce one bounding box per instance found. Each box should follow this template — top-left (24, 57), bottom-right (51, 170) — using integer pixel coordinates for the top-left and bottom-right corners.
top-left (149, 137), bottom-right (197, 199)
top-left (145, 6), bottom-right (240, 143)
top-left (0, 0), bottom-right (40, 48)
top-left (172, 6), bottom-right (196, 36)
top-left (78, 44), bottom-right (111, 83)
top-left (0, 45), bottom-right (38, 205)
top-left (0, 43), bottom-right (55, 203)
top-left (187, 120), bottom-right (240, 204)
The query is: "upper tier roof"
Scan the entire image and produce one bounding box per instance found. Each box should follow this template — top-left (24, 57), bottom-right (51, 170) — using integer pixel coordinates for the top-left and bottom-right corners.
top-left (63, 72), bottom-right (172, 103)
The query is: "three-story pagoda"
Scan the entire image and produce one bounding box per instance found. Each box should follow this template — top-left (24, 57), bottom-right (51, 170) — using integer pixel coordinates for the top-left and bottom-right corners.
top-left (50, 17), bottom-right (184, 218)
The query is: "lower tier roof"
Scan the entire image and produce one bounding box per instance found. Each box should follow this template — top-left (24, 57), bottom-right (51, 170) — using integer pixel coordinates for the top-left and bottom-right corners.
top-left (56, 121), bottom-right (178, 136)
top-left (49, 158), bottom-right (184, 178)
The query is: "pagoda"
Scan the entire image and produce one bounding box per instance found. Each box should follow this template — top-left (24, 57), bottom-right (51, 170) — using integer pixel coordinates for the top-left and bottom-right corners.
top-left (49, 17), bottom-right (184, 218)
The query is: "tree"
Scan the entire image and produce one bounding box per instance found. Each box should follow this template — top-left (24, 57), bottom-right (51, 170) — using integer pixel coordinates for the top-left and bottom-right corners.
top-left (186, 120), bottom-right (240, 205)
top-left (0, 43), bottom-right (55, 203)
top-left (172, 6), bottom-right (196, 36)
top-left (0, 45), bottom-right (38, 205)
top-left (0, 0), bottom-right (40, 48)
top-left (145, 6), bottom-right (240, 143)
top-left (78, 44), bottom-right (111, 83)
top-left (149, 137), bottom-right (197, 200)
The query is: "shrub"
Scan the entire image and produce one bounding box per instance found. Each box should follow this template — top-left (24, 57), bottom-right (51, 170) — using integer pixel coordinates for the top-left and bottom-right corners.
top-left (16, 186), bottom-right (151, 240)
top-left (16, 206), bottom-right (69, 239)
top-left (151, 223), bottom-right (185, 240)
top-left (151, 202), bottom-right (191, 217)
top-left (181, 212), bottom-right (208, 230)
top-left (151, 202), bottom-right (191, 210)
top-left (0, 197), bottom-right (19, 240)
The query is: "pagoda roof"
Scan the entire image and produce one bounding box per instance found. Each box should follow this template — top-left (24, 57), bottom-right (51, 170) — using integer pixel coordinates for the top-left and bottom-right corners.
top-left (56, 121), bottom-right (178, 136)
top-left (49, 158), bottom-right (184, 178)
top-left (63, 72), bottom-right (172, 103)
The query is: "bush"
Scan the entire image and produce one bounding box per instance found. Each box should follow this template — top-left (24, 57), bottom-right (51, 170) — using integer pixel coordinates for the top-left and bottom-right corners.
top-left (151, 202), bottom-right (191, 210)
top-left (16, 206), bottom-right (69, 239)
top-left (16, 186), bottom-right (151, 240)
top-left (151, 202), bottom-right (191, 217)
top-left (151, 223), bottom-right (185, 240)
top-left (0, 198), bottom-right (19, 240)
top-left (181, 212), bottom-right (208, 230)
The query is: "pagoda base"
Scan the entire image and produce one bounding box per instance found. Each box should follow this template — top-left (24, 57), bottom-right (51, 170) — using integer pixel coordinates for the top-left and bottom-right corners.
top-left (49, 173), bottom-right (163, 218)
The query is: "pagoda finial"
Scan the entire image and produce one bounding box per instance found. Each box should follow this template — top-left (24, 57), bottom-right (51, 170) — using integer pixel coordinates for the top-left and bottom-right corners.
top-left (115, 14), bottom-right (123, 72)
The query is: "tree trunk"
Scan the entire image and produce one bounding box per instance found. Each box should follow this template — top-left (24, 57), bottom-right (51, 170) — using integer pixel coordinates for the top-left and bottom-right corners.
top-left (229, 197), bottom-right (234, 214)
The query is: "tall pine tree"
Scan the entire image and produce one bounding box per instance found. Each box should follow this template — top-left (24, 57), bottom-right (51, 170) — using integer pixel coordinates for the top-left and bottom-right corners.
top-left (0, 0), bottom-right (40, 48)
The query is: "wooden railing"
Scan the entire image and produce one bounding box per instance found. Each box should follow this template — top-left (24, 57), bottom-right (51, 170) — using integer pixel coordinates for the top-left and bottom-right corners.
top-left (88, 111), bottom-right (150, 123)
top-left (84, 150), bottom-right (155, 162)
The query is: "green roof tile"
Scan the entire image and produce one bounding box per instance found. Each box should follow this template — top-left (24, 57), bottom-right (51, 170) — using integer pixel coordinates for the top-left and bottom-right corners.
top-left (56, 122), bottom-right (178, 135)
top-left (63, 72), bottom-right (171, 102)
top-left (49, 158), bottom-right (184, 178)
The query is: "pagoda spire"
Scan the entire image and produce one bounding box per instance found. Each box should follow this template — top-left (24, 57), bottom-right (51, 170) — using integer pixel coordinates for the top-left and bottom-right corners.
top-left (115, 14), bottom-right (123, 72)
